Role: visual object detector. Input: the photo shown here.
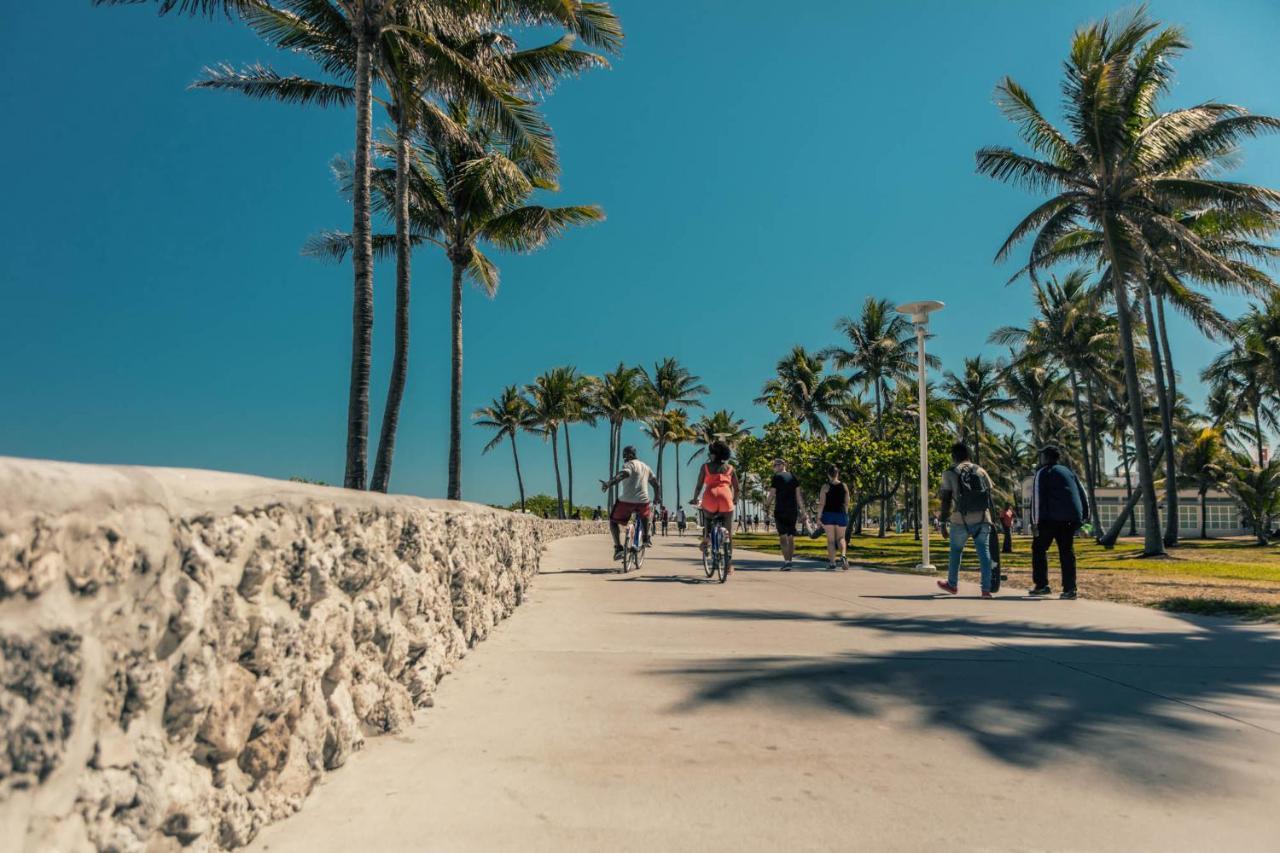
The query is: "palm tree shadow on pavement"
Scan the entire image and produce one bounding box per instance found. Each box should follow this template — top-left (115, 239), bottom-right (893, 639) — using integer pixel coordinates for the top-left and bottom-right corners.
top-left (639, 609), bottom-right (1280, 793)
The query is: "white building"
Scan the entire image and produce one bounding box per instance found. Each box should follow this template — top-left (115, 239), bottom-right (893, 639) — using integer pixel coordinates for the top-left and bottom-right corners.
top-left (1018, 479), bottom-right (1250, 537)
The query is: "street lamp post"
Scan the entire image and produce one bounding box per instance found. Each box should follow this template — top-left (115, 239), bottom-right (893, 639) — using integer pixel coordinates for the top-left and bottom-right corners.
top-left (895, 300), bottom-right (944, 573)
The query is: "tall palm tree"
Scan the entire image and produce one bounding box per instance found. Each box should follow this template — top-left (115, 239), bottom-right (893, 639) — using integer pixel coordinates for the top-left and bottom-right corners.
top-left (641, 413), bottom-right (674, 504)
top-left (755, 346), bottom-right (852, 437)
top-left (941, 356), bottom-right (1014, 464)
top-left (825, 298), bottom-right (928, 433)
top-left (666, 408), bottom-right (695, 506)
top-left (990, 269), bottom-right (1117, 522)
top-left (183, 1), bottom-right (589, 489)
top-left (643, 358), bottom-right (708, 500)
top-left (526, 368), bottom-right (574, 518)
top-left (825, 297), bottom-right (935, 536)
top-left (1001, 361), bottom-right (1068, 451)
top-left (593, 364), bottom-right (653, 504)
top-left (976, 8), bottom-right (1280, 554)
top-left (559, 369), bottom-right (595, 517)
top-left (473, 385), bottom-right (533, 511)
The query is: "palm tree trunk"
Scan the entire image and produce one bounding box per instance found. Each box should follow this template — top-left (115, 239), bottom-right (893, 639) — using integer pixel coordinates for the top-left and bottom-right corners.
top-left (563, 422), bottom-right (575, 517)
top-left (876, 381), bottom-right (887, 538)
top-left (1200, 488), bottom-right (1208, 540)
top-left (1068, 366), bottom-right (1098, 538)
top-left (1140, 282), bottom-right (1179, 547)
top-left (1103, 225), bottom-right (1164, 556)
top-left (1121, 423), bottom-right (1137, 537)
top-left (607, 422), bottom-right (617, 506)
top-left (511, 434), bottom-right (526, 513)
top-left (550, 425), bottom-right (564, 518)
top-left (674, 441), bottom-right (682, 505)
top-left (370, 117), bottom-right (411, 493)
top-left (1254, 405), bottom-right (1265, 469)
top-left (343, 24), bottom-right (375, 491)
top-left (655, 440), bottom-right (666, 505)
top-left (447, 259), bottom-right (464, 500)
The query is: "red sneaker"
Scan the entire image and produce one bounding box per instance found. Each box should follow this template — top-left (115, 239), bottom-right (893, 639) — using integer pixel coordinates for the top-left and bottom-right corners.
top-left (981, 591), bottom-right (993, 599)
top-left (936, 581), bottom-right (958, 595)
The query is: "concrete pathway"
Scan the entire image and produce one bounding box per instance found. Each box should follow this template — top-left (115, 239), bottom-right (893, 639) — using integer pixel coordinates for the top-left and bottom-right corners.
top-left (250, 535), bottom-right (1280, 852)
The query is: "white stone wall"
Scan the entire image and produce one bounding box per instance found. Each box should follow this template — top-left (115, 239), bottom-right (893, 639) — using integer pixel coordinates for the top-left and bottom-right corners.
top-left (0, 457), bottom-right (605, 851)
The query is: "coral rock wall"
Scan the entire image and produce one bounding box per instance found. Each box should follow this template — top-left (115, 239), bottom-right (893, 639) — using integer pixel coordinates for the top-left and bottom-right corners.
top-left (0, 458), bottom-right (603, 851)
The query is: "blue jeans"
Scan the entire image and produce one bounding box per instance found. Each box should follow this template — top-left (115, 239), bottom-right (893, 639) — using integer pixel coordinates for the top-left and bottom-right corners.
top-left (948, 522), bottom-right (992, 591)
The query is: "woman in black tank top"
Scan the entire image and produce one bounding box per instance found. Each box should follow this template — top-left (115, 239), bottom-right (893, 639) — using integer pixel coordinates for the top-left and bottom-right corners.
top-left (817, 465), bottom-right (850, 570)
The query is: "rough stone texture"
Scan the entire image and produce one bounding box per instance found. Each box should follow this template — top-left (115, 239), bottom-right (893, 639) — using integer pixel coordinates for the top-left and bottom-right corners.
top-left (0, 457), bottom-right (605, 851)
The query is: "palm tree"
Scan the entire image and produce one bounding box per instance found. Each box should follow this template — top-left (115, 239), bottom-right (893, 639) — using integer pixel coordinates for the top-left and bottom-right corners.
top-left (689, 410), bottom-right (750, 461)
top-left (825, 297), bottom-right (934, 536)
top-left (755, 346), bottom-right (852, 437)
top-left (990, 269), bottom-right (1116, 523)
top-left (184, 1), bottom-right (590, 489)
top-left (1179, 427), bottom-right (1228, 539)
top-left (666, 409), bottom-right (695, 506)
top-left (643, 358), bottom-right (708, 501)
top-left (526, 369), bottom-right (574, 518)
top-left (593, 364), bottom-right (653, 504)
top-left (127, 0), bottom-right (620, 491)
top-left (941, 356), bottom-right (1013, 463)
top-left (473, 386), bottom-right (533, 511)
top-left (1203, 317), bottom-right (1280, 469)
top-left (1227, 457), bottom-right (1280, 545)
top-left (988, 431), bottom-right (1035, 507)
top-left (976, 8), bottom-right (1280, 555)
top-left (825, 298), bottom-right (928, 432)
top-left (1001, 361), bottom-right (1068, 451)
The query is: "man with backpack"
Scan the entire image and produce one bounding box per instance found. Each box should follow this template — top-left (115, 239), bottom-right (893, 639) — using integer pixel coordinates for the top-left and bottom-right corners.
top-left (935, 441), bottom-right (996, 598)
top-left (1028, 445), bottom-right (1089, 600)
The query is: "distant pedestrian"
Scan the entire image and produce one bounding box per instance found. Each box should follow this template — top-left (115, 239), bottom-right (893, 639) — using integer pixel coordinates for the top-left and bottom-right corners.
top-left (592, 506), bottom-right (602, 521)
top-left (660, 505), bottom-right (670, 536)
top-left (1001, 504), bottom-right (1014, 553)
top-left (769, 458), bottom-right (807, 570)
top-left (817, 464), bottom-right (850, 570)
top-left (1028, 445), bottom-right (1089, 600)
top-left (676, 505), bottom-right (687, 535)
top-left (935, 441), bottom-right (995, 598)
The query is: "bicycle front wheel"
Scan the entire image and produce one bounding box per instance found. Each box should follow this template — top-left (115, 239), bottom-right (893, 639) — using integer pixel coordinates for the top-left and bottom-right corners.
top-left (634, 544), bottom-right (646, 570)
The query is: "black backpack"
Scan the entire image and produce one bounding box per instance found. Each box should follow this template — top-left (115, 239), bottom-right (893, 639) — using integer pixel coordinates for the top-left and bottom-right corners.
top-left (953, 462), bottom-right (991, 517)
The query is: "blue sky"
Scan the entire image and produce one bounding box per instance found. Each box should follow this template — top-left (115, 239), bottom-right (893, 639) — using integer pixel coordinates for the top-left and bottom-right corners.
top-left (2, 1), bottom-right (1279, 505)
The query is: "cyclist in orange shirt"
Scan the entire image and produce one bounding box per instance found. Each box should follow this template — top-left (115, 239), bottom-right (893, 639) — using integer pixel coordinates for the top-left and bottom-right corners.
top-left (690, 440), bottom-right (740, 574)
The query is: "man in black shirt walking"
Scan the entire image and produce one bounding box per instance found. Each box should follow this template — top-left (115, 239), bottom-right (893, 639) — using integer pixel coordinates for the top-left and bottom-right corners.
top-left (1029, 445), bottom-right (1090, 599)
top-left (769, 458), bottom-right (807, 570)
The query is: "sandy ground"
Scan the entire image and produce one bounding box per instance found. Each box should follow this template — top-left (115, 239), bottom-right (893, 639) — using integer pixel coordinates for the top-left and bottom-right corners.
top-left (248, 535), bottom-right (1280, 853)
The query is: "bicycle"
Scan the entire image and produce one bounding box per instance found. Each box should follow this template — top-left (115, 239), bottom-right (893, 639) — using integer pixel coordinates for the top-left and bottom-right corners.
top-left (698, 510), bottom-right (732, 583)
top-left (619, 511), bottom-right (647, 573)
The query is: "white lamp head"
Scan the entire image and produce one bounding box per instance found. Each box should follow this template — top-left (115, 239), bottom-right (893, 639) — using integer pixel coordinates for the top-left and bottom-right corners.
top-left (895, 300), bottom-right (945, 325)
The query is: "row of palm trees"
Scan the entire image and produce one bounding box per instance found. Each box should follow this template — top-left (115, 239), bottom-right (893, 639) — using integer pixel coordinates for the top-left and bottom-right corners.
top-left (474, 360), bottom-right (764, 518)
top-left (100, 0), bottom-right (623, 497)
top-left (974, 8), bottom-right (1280, 555)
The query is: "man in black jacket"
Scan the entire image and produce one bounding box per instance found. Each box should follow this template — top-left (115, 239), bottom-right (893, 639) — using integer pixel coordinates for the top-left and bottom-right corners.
top-left (1029, 445), bottom-right (1089, 599)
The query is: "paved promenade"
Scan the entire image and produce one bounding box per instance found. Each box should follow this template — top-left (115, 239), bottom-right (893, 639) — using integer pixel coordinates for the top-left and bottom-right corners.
top-left (250, 535), bottom-right (1280, 852)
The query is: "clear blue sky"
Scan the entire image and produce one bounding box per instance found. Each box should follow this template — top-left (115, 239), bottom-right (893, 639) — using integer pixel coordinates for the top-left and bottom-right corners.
top-left (2, 1), bottom-right (1278, 505)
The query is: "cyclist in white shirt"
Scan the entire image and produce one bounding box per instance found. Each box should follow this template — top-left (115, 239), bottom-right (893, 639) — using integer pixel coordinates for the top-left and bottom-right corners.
top-left (599, 446), bottom-right (661, 561)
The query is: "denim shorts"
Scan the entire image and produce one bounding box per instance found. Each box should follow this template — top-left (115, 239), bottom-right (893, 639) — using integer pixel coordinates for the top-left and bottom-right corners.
top-left (820, 511), bottom-right (849, 528)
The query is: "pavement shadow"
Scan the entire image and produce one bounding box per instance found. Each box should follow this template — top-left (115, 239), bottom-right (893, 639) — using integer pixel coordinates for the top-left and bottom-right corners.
top-left (644, 609), bottom-right (1280, 791)
top-left (609, 574), bottom-right (709, 586)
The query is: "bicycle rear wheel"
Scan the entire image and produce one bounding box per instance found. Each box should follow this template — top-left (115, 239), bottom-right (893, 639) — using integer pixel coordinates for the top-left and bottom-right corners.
top-left (703, 527), bottom-right (716, 578)
top-left (717, 537), bottom-right (730, 583)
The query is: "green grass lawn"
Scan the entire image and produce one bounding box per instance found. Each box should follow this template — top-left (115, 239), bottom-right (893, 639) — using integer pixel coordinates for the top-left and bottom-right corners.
top-left (731, 530), bottom-right (1280, 583)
